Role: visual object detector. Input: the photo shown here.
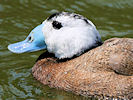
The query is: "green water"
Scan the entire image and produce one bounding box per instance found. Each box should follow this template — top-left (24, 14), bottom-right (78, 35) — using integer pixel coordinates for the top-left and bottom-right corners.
top-left (0, 0), bottom-right (133, 99)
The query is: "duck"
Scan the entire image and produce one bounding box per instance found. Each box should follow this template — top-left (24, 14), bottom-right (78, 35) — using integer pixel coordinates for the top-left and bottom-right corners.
top-left (8, 12), bottom-right (133, 99)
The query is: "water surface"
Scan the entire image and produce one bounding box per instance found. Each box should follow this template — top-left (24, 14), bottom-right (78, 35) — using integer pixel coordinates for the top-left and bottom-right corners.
top-left (0, 0), bottom-right (133, 99)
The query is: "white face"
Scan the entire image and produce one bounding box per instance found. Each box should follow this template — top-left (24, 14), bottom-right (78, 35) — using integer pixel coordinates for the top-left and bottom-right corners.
top-left (42, 12), bottom-right (102, 59)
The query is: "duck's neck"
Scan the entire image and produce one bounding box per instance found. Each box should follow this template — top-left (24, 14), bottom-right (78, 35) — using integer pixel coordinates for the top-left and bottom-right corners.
top-left (36, 41), bottom-right (103, 62)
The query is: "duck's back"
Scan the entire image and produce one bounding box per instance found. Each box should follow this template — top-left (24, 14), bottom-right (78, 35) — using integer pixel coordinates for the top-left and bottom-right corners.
top-left (32, 38), bottom-right (133, 99)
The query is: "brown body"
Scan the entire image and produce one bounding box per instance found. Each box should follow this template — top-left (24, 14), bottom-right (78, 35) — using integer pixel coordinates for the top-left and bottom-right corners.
top-left (32, 38), bottom-right (133, 99)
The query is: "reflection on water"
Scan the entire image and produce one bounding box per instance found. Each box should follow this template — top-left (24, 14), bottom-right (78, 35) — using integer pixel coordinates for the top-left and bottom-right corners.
top-left (0, 0), bottom-right (133, 99)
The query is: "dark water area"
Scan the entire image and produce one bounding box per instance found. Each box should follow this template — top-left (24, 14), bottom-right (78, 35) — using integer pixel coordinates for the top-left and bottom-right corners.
top-left (0, 0), bottom-right (133, 99)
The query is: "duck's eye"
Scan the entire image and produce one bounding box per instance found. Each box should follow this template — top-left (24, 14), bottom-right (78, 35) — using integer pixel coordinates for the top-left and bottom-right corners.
top-left (28, 36), bottom-right (34, 42)
top-left (52, 21), bottom-right (62, 29)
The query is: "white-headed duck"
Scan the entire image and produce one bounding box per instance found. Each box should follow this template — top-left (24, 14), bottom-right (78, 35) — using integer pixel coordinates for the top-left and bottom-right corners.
top-left (8, 12), bottom-right (133, 99)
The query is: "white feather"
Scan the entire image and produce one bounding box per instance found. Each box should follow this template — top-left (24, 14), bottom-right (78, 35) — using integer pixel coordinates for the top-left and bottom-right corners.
top-left (42, 12), bottom-right (101, 59)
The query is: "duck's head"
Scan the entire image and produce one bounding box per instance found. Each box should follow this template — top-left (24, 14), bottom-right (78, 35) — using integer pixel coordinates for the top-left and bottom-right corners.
top-left (8, 12), bottom-right (102, 59)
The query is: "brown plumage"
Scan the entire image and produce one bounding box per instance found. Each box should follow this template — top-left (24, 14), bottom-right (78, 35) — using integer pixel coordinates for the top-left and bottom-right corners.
top-left (32, 38), bottom-right (133, 99)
